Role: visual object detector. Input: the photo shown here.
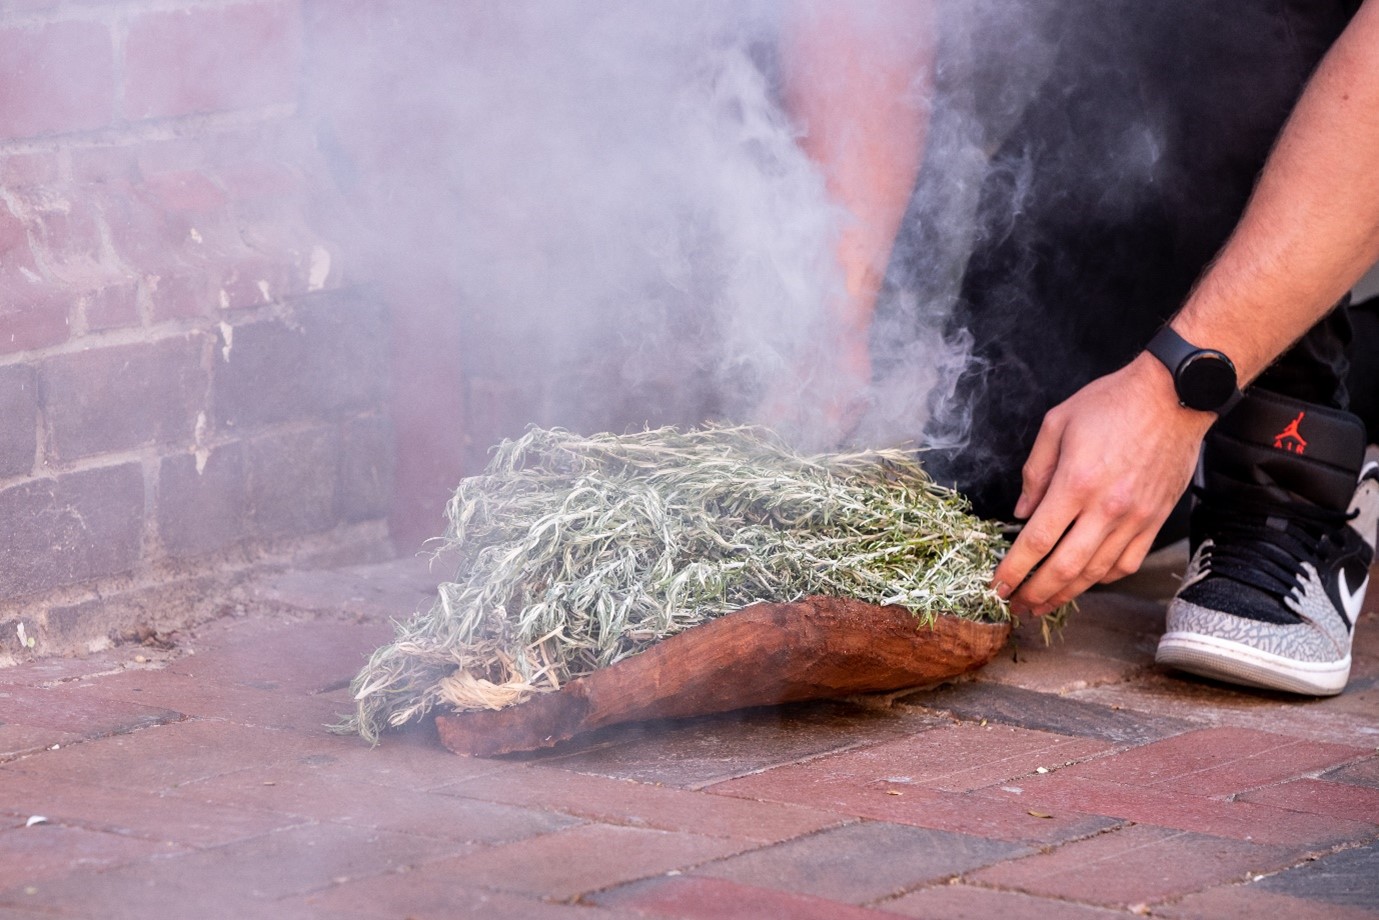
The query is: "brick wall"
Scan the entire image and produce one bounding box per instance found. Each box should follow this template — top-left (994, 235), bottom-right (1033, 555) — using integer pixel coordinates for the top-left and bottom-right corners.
top-left (0, 0), bottom-right (394, 661)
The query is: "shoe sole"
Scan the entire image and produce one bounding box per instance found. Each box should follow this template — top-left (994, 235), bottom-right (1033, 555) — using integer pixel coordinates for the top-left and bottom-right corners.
top-left (1156, 631), bottom-right (1350, 696)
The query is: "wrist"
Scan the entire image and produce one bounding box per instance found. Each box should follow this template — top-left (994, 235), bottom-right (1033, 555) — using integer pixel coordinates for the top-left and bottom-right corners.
top-left (1145, 325), bottom-right (1243, 416)
top-left (1128, 352), bottom-right (1220, 434)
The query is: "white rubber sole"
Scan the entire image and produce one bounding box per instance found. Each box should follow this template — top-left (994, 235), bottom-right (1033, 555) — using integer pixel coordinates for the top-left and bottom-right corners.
top-left (1156, 631), bottom-right (1350, 697)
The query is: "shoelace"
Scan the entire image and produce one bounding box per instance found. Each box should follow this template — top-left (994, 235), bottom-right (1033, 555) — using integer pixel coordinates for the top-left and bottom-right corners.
top-left (1192, 484), bottom-right (1354, 603)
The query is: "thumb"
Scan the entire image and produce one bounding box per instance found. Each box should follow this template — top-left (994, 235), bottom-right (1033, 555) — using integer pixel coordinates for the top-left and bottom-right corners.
top-left (1014, 412), bottom-right (1064, 519)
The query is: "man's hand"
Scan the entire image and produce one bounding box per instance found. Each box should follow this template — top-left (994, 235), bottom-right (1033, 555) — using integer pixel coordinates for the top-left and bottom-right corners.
top-left (990, 353), bottom-right (1214, 614)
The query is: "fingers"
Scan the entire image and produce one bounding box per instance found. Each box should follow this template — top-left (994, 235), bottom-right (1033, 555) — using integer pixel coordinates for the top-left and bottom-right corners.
top-left (1013, 408), bottom-right (1065, 519)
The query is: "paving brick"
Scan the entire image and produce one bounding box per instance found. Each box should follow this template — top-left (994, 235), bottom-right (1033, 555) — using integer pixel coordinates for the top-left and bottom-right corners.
top-left (0, 683), bottom-right (181, 738)
top-left (998, 774), bottom-right (1378, 846)
top-left (694, 820), bottom-right (1029, 904)
top-left (0, 464), bottom-right (144, 599)
top-left (422, 823), bottom-right (750, 900)
top-left (1239, 778), bottom-right (1379, 823)
top-left (1, 823), bottom-right (462, 918)
top-left (968, 823), bottom-right (1297, 908)
top-left (0, 21), bottom-right (114, 140)
top-left (157, 443), bottom-right (247, 558)
top-left (164, 618), bottom-right (392, 694)
top-left (73, 667), bottom-right (354, 734)
top-left (0, 724), bottom-right (78, 761)
top-left (0, 771), bottom-right (305, 849)
top-left (1253, 840), bottom-right (1379, 910)
top-left (1325, 756), bottom-right (1379, 789)
top-left (245, 425), bottom-right (341, 538)
top-left (441, 765), bottom-right (844, 842)
top-left (214, 296), bottom-right (388, 429)
top-left (297, 871), bottom-right (646, 920)
top-left (235, 556), bottom-right (438, 623)
top-left (0, 823), bottom-right (182, 889)
top-left (593, 875), bottom-right (908, 919)
top-left (914, 681), bottom-right (1197, 744)
top-left (0, 365), bottom-right (35, 478)
top-left (714, 772), bottom-right (1118, 846)
top-left (1056, 727), bottom-right (1372, 796)
top-left (531, 700), bottom-right (950, 789)
top-left (124, 2), bottom-right (301, 120)
top-left (187, 768), bottom-right (579, 843)
top-left (41, 335), bottom-right (207, 462)
top-left (881, 883), bottom-right (1127, 919)
top-left (4, 719), bottom-right (326, 792)
top-left (1158, 884), bottom-right (1379, 920)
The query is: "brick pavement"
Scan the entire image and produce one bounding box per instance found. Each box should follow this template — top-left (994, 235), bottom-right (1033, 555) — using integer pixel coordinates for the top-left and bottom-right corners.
top-left (1, 550), bottom-right (1378, 918)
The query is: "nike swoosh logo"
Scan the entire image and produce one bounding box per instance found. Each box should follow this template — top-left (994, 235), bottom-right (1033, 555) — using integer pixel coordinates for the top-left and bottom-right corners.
top-left (1339, 567), bottom-right (1369, 628)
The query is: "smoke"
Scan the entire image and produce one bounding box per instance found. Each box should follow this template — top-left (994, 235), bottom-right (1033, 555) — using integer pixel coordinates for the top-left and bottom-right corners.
top-left (364, 0), bottom-right (999, 454)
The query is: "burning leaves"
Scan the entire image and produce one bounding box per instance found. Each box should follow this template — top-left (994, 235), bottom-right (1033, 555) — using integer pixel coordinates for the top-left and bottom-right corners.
top-left (344, 425), bottom-right (1012, 743)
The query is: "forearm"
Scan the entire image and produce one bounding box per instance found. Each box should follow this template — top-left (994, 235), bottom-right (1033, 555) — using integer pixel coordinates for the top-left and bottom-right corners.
top-left (1173, 0), bottom-right (1379, 383)
top-left (780, 2), bottom-right (936, 347)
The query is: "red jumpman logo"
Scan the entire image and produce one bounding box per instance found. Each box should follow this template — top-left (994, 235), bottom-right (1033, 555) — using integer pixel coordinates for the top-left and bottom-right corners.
top-left (1273, 411), bottom-right (1308, 454)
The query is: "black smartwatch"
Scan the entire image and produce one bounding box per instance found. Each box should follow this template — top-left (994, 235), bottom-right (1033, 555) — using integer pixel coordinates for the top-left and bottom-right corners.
top-left (1146, 326), bottom-right (1243, 415)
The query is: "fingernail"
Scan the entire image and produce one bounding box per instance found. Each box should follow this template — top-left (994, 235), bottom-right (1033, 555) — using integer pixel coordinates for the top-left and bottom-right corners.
top-left (1033, 604), bottom-right (1055, 617)
top-left (992, 580), bottom-right (1012, 600)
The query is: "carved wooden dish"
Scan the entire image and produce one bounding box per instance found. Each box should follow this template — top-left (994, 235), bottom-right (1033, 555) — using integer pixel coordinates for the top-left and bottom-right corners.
top-left (436, 596), bottom-right (1011, 756)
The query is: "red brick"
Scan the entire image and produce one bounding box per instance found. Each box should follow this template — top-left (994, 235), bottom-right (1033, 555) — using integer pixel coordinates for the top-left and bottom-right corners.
top-left (0, 684), bottom-right (180, 738)
top-left (1057, 727), bottom-right (1372, 796)
top-left (883, 883), bottom-right (1128, 919)
top-left (1239, 778), bottom-right (1379, 824)
top-left (4, 719), bottom-right (324, 793)
top-left (297, 871), bottom-right (644, 920)
top-left (721, 723), bottom-right (1113, 794)
top-left (147, 272), bottom-right (212, 321)
top-left (968, 823), bottom-right (1295, 908)
top-left (1158, 885), bottom-right (1379, 920)
top-left (533, 701), bottom-right (945, 790)
top-left (182, 768), bottom-right (579, 844)
top-left (593, 876), bottom-right (908, 920)
top-left (158, 445), bottom-right (249, 560)
top-left (6, 822), bottom-right (464, 916)
top-left (81, 281), bottom-right (141, 331)
top-left (0, 824), bottom-right (182, 888)
top-left (0, 21), bottom-right (114, 140)
top-left (442, 765), bottom-right (843, 843)
top-left (1003, 773), bottom-right (1377, 845)
top-left (421, 823), bottom-right (750, 901)
top-left (73, 667), bottom-right (353, 735)
top-left (0, 771), bottom-right (304, 849)
top-left (139, 170), bottom-right (228, 215)
top-left (0, 464), bottom-right (145, 600)
top-left (0, 723), bottom-right (79, 760)
top-left (695, 820), bottom-right (1028, 904)
top-left (1325, 755), bottom-right (1379, 789)
top-left (0, 292), bottom-right (69, 355)
top-left (40, 335), bottom-right (208, 462)
top-left (0, 153), bottom-right (60, 188)
top-left (0, 364), bottom-right (35, 477)
top-left (124, 2), bottom-right (302, 120)
top-left (714, 774), bottom-right (1117, 845)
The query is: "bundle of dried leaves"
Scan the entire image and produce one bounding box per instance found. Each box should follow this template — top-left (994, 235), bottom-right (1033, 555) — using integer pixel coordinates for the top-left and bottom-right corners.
top-left (345, 425), bottom-right (1012, 742)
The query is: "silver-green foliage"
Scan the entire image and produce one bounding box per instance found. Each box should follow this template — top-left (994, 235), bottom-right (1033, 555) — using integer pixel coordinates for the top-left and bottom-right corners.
top-left (346, 426), bottom-right (1009, 742)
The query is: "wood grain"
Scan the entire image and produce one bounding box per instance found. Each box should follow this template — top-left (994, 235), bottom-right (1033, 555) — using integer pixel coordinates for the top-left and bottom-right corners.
top-left (437, 596), bottom-right (1011, 756)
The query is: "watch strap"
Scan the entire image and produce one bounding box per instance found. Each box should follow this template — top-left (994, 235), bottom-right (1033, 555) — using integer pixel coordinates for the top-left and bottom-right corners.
top-left (1146, 326), bottom-right (1243, 415)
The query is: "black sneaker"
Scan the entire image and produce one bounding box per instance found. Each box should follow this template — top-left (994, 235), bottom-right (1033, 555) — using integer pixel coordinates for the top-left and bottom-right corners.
top-left (1156, 390), bottom-right (1378, 696)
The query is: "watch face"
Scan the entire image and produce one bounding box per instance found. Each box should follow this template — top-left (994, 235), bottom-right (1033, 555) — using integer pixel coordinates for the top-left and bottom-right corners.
top-left (1178, 351), bottom-right (1237, 411)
